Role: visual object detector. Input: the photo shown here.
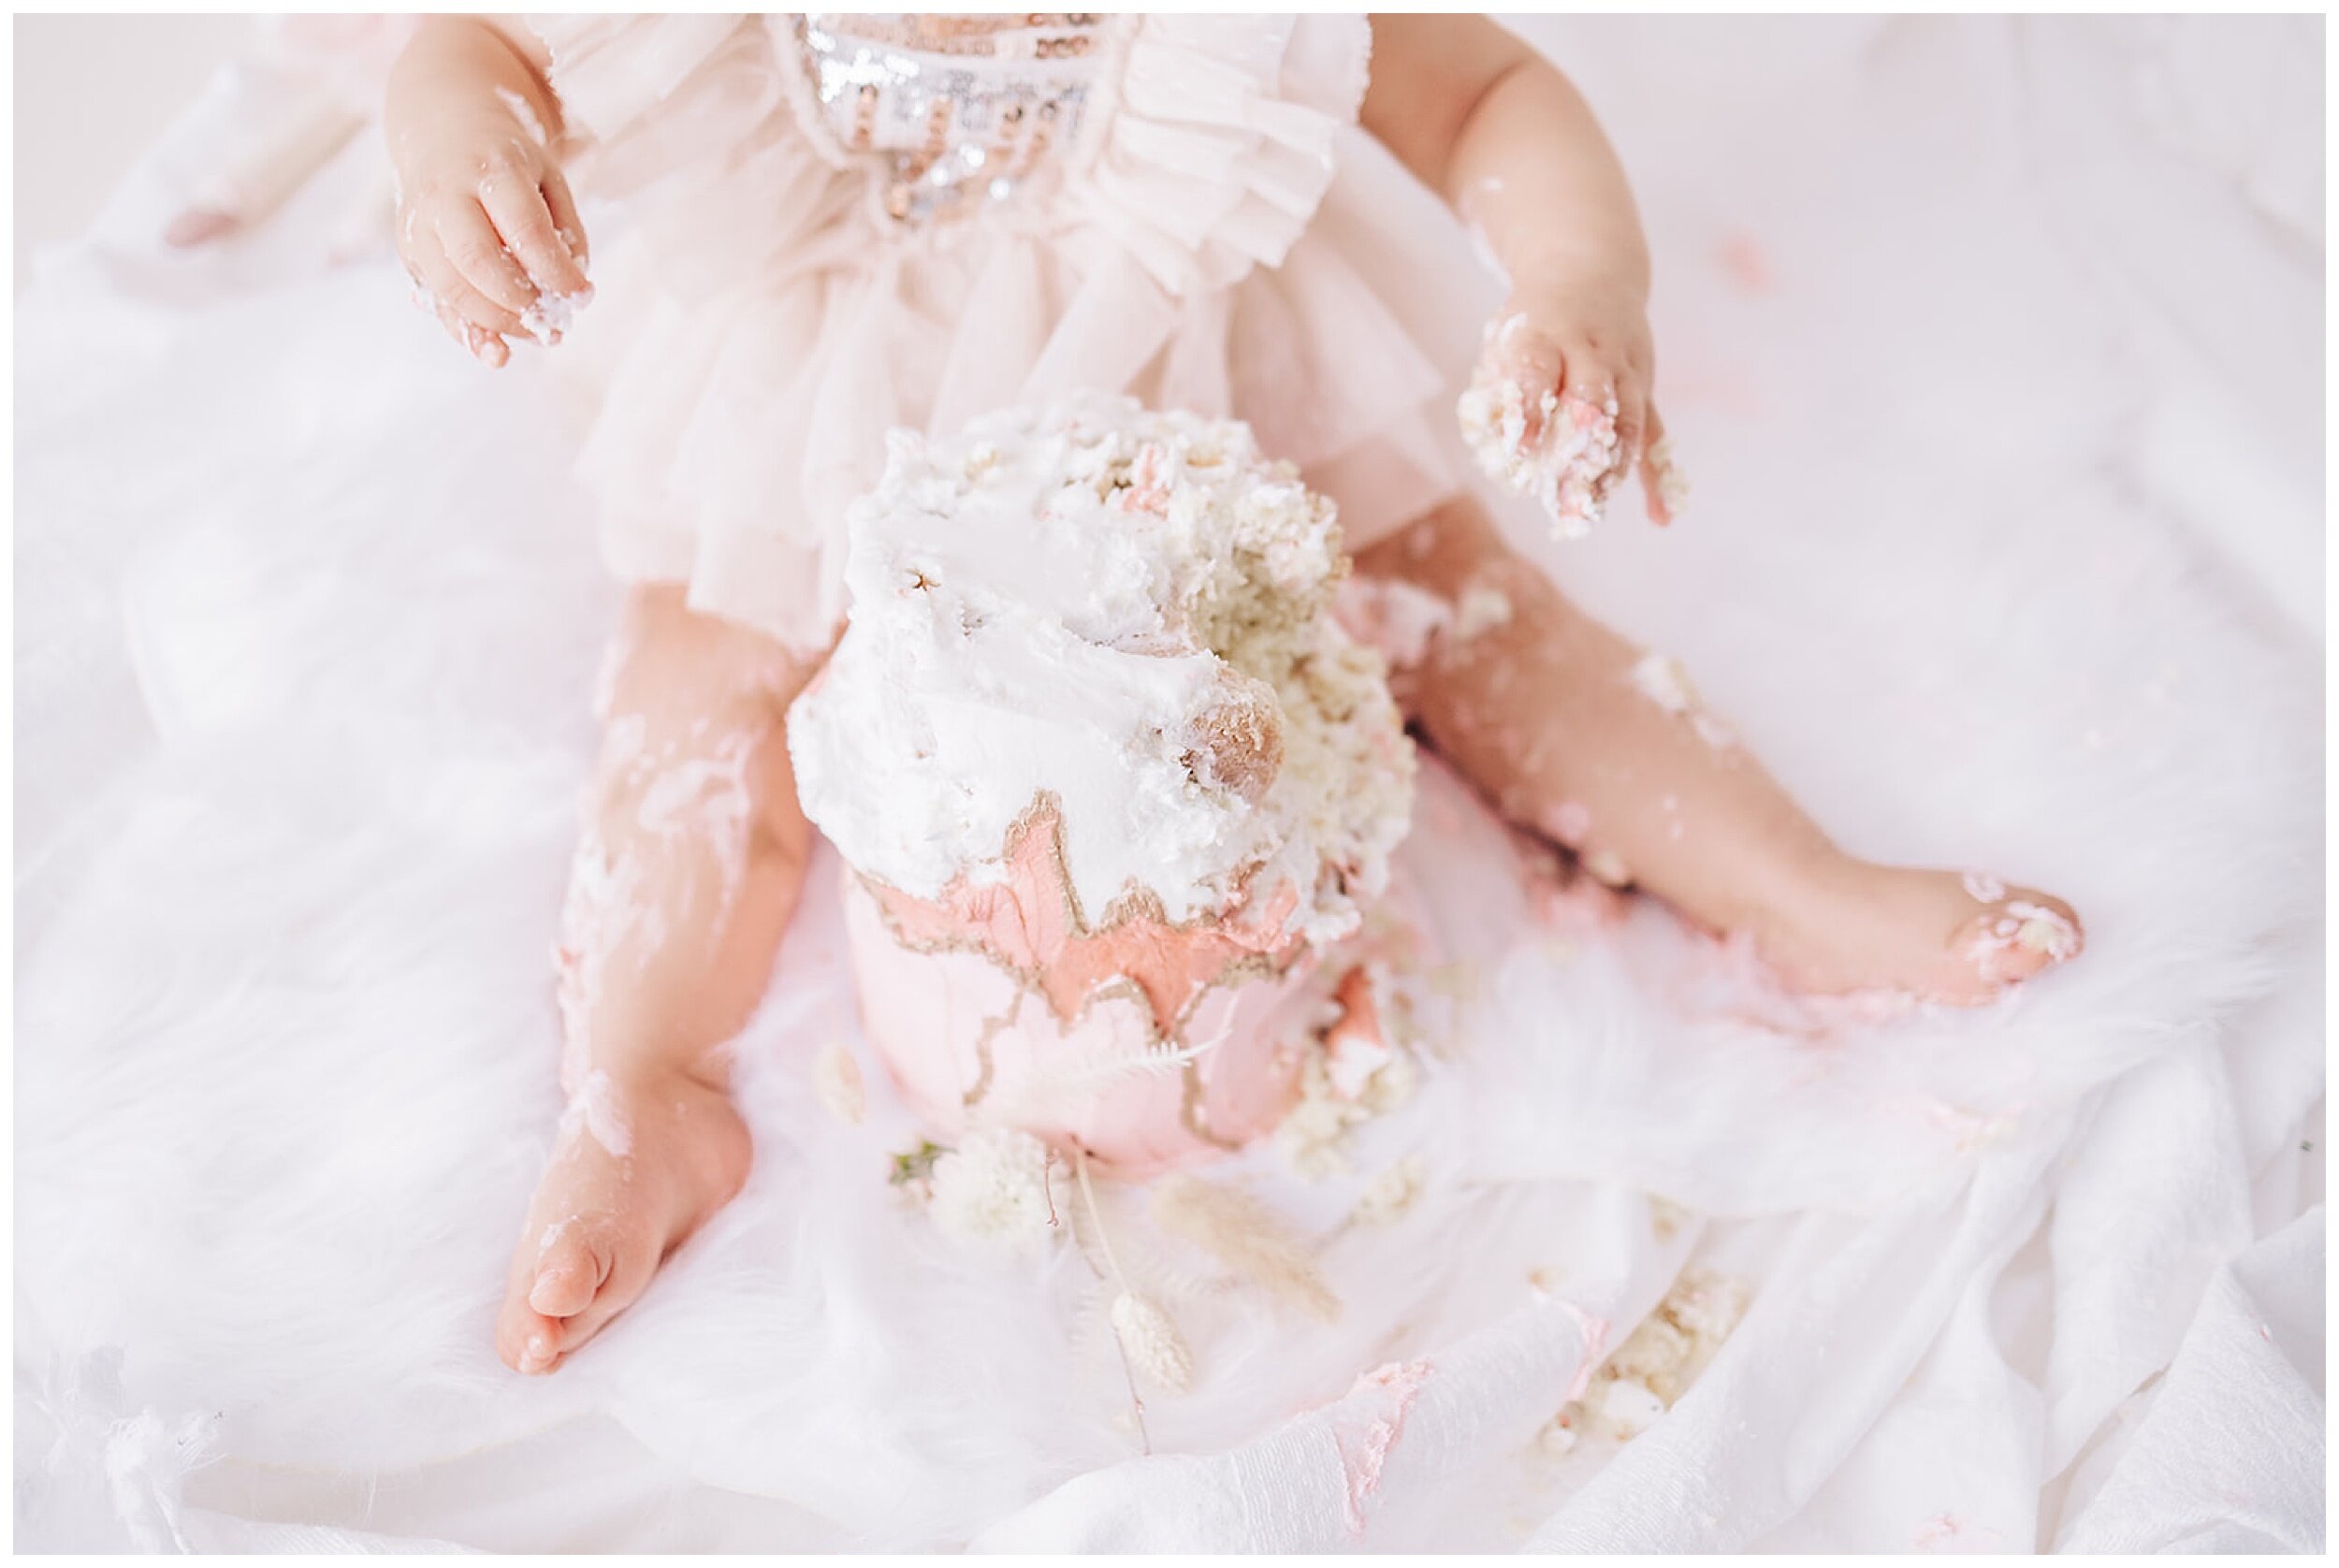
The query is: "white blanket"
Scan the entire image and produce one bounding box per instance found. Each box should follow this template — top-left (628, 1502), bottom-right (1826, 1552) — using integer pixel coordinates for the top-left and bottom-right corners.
top-left (14, 15), bottom-right (2323, 1552)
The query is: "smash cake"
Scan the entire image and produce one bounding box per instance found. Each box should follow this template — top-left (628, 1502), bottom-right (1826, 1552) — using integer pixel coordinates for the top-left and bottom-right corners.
top-left (789, 394), bottom-right (1416, 1174)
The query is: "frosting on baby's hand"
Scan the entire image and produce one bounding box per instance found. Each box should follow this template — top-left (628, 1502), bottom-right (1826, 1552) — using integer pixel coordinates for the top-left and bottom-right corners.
top-left (516, 284), bottom-right (594, 347)
top-left (1458, 370), bottom-right (1623, 541)
top-left (1459, 304), bottom-right (1685, 535)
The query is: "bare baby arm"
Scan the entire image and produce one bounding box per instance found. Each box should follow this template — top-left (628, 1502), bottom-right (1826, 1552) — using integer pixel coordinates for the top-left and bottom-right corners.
top-left (385, 16), bottom-right (589, 366)
top-left (1362, 15), bottom-right (1677, 527)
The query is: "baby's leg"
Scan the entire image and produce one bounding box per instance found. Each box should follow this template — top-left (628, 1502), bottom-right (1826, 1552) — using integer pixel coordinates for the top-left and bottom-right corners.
top-left (497, 585), bottom-right (821, 1375)
top-left (1355, 497), bottom-right (2081, 1002)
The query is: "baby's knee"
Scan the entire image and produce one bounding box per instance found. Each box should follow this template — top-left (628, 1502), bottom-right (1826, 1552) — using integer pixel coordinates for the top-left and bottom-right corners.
top-left (605, 585), bottom-right (822, 719)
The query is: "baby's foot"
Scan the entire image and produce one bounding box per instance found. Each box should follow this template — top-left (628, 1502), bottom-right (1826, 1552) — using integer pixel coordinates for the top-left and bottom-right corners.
top-left (1751, 861), bottom-right (2084, 1006)
top-left (495, 1064), bottom-right (751, 1374)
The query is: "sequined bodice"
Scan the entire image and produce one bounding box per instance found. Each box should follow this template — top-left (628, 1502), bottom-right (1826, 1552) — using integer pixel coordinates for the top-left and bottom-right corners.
top-left (793, 13), bottom-right (1109, 225)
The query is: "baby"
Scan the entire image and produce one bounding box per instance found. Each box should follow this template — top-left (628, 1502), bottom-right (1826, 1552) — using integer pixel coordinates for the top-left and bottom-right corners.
top-left (380, 14), bottom-right (2081, 1376)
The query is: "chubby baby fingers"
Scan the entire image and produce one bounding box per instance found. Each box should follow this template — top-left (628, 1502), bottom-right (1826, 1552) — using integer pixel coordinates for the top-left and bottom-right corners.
top-left (1541, 350), bottom-right (1642, 513)
top-left (430, 295), bottom-right (510, 368)
top-left (1546, 339), bottom-right (1618, 411)
top-left (540, 165), bottom-right (590, 277)
top-left (1483, 319), bottom-right (1564, 439)
top-left (410, 237), bottom-right (525, 346)
top-left (1608, 378), bottom-right (1649, 467)
top-left (1639, 404), bottom-right (1687, 526)
top-left (479, 166), bottom-right (589, 301)
top-left (431, 196), bottom-right (539, 317)
top-left (422, 259), bottom-right (526, 340)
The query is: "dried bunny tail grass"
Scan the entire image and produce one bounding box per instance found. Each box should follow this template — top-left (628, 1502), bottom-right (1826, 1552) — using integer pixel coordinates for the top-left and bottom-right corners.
top-left (1108, 1291), bottom-right (1195, 1395)
top-left (811, 1042), bottom-right (865, 1125)
top-left (1059, 1180), bottom-right (1222, 1309)
top-left (1073, 1148), bottom-right (1196, 1423)
top-left (1150, 1172), bottom-right (1341, 1324)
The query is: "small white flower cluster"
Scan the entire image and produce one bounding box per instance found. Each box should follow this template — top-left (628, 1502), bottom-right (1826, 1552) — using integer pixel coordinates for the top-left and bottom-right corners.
top-left (900, 1128), bottom-right (1199, 1404)
top-left (925, 1128), bottom-right (1062, 1255)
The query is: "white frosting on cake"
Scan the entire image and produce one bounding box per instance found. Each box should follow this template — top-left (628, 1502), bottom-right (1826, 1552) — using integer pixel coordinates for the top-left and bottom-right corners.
top-left (789, 394), bottom-right (1415, 941)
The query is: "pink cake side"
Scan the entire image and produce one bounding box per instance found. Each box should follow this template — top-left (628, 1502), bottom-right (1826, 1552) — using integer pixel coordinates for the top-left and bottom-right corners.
top-left (844, 885), bottom-right (1313, 1174)
top-left (840, 800), bottom-right (1317, 1174)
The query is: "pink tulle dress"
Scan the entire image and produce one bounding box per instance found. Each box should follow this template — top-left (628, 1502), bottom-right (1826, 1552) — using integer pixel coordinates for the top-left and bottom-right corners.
top-left (530, 12), bottom-right (1468, 652)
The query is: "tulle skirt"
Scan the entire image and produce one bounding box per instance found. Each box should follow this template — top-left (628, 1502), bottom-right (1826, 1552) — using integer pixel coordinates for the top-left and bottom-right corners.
top-left (525, 12), bottom-right (1474, 650)
top-left (560, 154), bottom-right (1470, 650)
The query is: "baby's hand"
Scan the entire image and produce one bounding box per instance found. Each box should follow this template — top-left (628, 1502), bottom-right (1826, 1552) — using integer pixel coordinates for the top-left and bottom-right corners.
top-left (1460, 273), bottom-right (1683, 534)
top-left (391, 93), bottom-right (588, 367)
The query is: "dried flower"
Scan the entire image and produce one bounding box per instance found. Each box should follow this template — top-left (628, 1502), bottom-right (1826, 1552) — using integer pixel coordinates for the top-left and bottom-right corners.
top-left (928, 1129), bottom-right (1061, 1254)
top-left (1110, 1292), bottom-right (1194, 1393)
top-left (1152, 1173), bottom-right (1340, 1322)
top-left (813, 1043), bottom-right (865, 1125)
top-left (889, 1140), bottom-right (944, 1194)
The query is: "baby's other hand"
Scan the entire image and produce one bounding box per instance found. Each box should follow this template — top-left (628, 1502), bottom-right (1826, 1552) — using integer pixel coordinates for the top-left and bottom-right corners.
top-left (1470, 272), bottom-right (1682, 529)
top-left (392, 96), bottom-right (588, 367)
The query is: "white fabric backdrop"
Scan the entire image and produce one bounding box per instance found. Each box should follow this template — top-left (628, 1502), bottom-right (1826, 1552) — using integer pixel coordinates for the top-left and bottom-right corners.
top-left (14, 14), bottom-right (2323, 1552)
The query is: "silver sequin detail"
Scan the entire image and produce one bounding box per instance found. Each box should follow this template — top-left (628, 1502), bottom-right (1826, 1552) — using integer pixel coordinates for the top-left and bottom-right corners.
top-left (796, 13), bottom-right (1104, 225)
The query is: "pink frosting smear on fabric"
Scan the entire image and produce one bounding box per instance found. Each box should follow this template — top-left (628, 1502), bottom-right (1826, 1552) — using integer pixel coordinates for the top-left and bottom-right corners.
top-left (1330, 1358), bottom-right (1436, 1539)
top-left (1556, 1299), bottom-right (1611, 1404)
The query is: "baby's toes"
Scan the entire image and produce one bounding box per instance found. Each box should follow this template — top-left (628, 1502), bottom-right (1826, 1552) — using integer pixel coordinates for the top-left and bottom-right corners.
top-left (536, 1235), bottom-right (661, 1366)
top-left (165, 207), bottom-right (240, 248)
top-left (529, 1221), bottom-right (611, 1319)
top-left (498, 1210), bottom-right (610, 1374)
top-left (1955, 883), bottom-right (2084, 987)
top-left (495, 1283), bottom-right (563, 1376)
